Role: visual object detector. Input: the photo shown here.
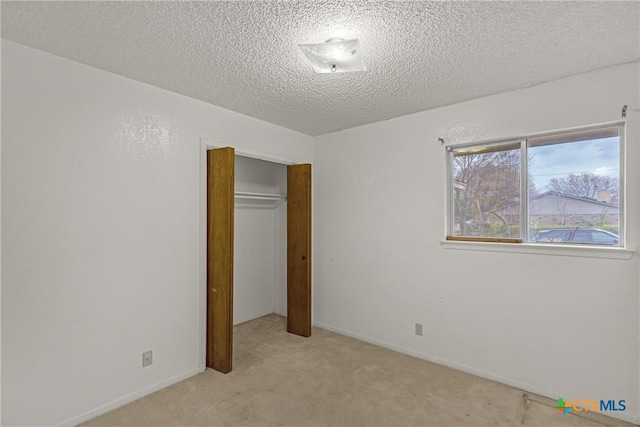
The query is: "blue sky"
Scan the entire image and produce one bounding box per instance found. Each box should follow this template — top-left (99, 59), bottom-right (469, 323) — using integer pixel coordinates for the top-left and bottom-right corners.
top-left (528, 137), bottom-right (619, 192)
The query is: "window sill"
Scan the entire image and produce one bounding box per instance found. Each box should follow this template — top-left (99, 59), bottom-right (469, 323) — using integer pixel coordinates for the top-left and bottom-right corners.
top-left (440, 240), bottom-right (636, 260)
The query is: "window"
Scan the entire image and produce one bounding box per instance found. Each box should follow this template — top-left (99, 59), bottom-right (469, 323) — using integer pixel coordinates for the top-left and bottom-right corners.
top-left (447, 123), bottom-right (623, 247)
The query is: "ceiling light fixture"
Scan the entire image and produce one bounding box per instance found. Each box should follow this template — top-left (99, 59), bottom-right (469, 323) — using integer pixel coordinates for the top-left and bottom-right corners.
top-left (298, 38), bottom-right (367, 74)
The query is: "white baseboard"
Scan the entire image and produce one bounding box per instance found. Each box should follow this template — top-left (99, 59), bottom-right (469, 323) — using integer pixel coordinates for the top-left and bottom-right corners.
top-left (234, 309), bottom-right (277, 326)
top-left (313, 321), bottom-right (640, 425)
top-left (58, 368), bottom-right (201, 426)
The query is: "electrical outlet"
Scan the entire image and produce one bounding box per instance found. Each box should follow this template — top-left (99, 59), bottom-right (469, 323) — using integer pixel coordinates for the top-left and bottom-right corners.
top-left (142, 350), bottom-right (153, 367)
top-left (415, 323), bottom-right (423, 336)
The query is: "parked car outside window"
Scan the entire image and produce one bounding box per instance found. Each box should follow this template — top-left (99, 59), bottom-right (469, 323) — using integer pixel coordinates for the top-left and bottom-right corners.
top-left (533, 227), bottom-right (619, 245)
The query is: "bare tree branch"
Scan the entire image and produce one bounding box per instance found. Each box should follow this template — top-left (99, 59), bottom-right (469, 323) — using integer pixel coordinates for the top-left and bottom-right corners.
top-left (548, 173), bottom-right (618, 200)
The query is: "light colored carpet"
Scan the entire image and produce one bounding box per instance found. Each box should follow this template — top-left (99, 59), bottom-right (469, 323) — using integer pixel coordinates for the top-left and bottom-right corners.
top-left (82, 315), bottom-right (634, 427)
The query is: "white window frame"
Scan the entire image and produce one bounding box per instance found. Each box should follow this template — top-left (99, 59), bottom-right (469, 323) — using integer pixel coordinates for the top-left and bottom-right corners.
top-left (443, 121), bottom-right (633, 259)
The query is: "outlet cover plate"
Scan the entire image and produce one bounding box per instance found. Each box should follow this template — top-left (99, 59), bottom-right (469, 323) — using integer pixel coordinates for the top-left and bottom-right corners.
top-left (142, 350), bottom-right (153, 367)
top-left (415, 323), bottom-right (423, 336)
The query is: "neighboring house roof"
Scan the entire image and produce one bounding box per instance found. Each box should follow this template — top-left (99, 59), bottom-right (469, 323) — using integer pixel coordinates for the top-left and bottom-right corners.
top-left (493, 191), bottom-right (619, 216)
top-left (531, 191), bottom-right (618, 208)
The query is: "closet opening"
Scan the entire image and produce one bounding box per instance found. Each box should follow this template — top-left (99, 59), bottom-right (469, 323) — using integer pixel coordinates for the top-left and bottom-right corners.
top-left (206, 147), bottom-right (311, 374)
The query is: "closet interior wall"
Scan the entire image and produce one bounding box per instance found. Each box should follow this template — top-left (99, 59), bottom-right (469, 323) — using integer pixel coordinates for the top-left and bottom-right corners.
top-left (233, 155), bottom-right (287, 325)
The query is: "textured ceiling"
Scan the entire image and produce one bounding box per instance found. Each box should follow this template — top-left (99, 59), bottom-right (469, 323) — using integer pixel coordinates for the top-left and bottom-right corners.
top-left (2, 1), bottom-right (639, 136)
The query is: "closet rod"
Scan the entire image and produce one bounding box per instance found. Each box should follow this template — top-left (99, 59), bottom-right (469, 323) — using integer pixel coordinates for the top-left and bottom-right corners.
top-left (234, 191), bottom-right (287, 201)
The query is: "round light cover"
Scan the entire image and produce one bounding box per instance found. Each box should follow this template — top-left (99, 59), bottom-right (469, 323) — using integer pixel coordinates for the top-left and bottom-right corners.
top-left (298, 38), bottom-right (367, 74)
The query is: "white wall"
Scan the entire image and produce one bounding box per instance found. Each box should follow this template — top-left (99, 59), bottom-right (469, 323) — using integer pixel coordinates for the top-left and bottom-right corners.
top-left (314, 62), bottom-right (640, 423)
top-left (234, 155), bottom-right (287, 324)
top-left (1, 40), bottom-right (312, 426)
top-left (273, 164), bottom-right (288, 318)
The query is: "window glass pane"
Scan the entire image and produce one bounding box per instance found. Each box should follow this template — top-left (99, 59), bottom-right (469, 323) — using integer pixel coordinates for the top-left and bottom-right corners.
top-left (528, 128), bottom-right (620, 246)
top-left (452, 143), bottom-right (521, 238)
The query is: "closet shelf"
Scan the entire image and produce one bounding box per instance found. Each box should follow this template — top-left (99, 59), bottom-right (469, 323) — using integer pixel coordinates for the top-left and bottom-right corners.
top-left (234, 191), bottom-right (287, 201)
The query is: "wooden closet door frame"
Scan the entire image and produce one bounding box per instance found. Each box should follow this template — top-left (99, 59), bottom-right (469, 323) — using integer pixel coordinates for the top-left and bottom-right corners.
top-left (207, 147), bottom-right (235, 373)
top-left (198, 139), bottom-right (311, 372)
top-left (287, 164), bottom-right (312, 337)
